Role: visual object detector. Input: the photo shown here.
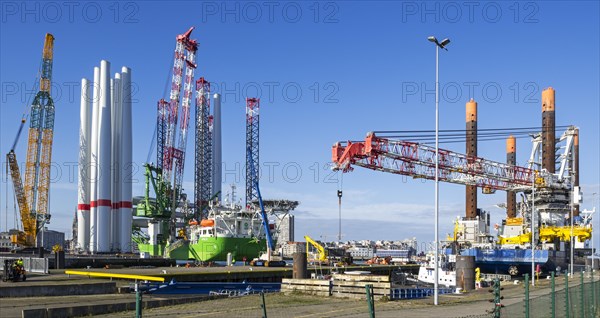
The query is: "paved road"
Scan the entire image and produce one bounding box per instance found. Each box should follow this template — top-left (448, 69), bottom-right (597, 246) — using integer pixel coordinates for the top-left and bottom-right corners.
top-left (0, 294), bottom-right (136, 318)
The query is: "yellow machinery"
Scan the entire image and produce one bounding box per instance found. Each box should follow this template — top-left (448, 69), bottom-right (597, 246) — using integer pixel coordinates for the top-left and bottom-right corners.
top-left (496, 217), bottom-right (531, 245)
top-left (7, 33), bottom-right (55, 247)
top-left (539, 226), bottom-right (592, 243)
top-left (506, 217), bottom-right (523, 226)
top-left (498, 232), bottom-right (532, 246)
top-left (304, 235), bottom-right (328, 262)
top-left (447, 219), bottom-right (458, 242)
top-left (497, 215), bottom-right (592, 246)
top-left (498, 226), bottom-right (592, 246)
top-left (52, 244), bottom-right (63, 253)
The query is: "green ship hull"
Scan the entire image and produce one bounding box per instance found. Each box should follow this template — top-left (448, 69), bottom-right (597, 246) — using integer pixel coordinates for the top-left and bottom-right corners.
top-left (138, 236), bottom-right (270, 262)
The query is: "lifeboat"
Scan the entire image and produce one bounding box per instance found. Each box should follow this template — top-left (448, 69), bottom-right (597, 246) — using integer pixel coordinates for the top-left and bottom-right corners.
top-left (200, 219), bottom-right (215, 227)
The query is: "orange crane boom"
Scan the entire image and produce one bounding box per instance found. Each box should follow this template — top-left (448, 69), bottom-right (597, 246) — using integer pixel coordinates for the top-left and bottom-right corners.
top-left (7, 151), bottom-right (36, 245)
top-left (8, 33), bottom-right (55, 247)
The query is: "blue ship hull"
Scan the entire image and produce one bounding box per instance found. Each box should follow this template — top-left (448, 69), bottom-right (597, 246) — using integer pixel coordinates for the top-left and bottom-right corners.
top-left (449, 248), bottom-right (551, 276)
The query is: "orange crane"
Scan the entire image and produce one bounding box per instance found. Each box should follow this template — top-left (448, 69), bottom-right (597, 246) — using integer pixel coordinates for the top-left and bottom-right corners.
top-left (7, 33), bottom-right (55, 247)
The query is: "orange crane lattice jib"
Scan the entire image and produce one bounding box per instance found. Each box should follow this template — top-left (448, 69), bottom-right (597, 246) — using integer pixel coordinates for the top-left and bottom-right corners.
top-left (8, 33), bottom-right (56, 248)
top-left (7, 152), bottom-right (36, 246)
top-left (40, 34), bottom-right (54, 92)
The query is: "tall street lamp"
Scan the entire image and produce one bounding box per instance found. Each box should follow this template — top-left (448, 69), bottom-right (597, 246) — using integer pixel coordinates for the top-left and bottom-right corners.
top-left (531, 173), bottom-right (536, 286)
top-left (428, 35), bottom-right (450, 306)
top-left (593, 192), bottom-right (598, 270)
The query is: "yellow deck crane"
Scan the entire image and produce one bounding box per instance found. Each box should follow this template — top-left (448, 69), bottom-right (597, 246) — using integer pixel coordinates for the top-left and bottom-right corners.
top-left (7, 33), bottom-right (55, 247)
top-left (304, 235), bottom-right (328, 262)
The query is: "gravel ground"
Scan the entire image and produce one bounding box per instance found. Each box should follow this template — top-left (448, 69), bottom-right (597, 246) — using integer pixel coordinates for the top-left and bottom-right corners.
top-left (3, 273), bottom-right (596, 318)
top-left (96, 275), bottom-right (598, 318)
top-left (93, 278), bottom-right (548, 318)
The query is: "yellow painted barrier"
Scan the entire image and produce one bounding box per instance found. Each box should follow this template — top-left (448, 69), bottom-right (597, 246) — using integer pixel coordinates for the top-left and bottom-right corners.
top-left (65, 270), bottom-right (165, 282)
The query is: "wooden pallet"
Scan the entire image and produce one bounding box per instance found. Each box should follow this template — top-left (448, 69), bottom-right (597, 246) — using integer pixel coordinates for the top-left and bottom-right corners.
top-left (331, 274), bottom-right (390, 299)
top-left (281, 274), bottom-right (392, 299)
top-left (281, 278), bottom-right (332, 297)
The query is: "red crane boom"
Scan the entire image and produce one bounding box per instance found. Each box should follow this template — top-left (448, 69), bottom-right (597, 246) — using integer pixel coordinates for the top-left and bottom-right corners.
top-left (331, 132), bottom-right (561, 192)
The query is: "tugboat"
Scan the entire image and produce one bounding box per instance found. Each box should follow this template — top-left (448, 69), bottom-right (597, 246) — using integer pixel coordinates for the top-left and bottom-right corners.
top-left (417, 251), bottom-right (456, 287)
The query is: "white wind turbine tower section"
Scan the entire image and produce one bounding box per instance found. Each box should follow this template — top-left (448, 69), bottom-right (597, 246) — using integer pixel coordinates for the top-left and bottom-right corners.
top-left (89, 66), bottom-right (100, 253)
top-left (78, 61), bottom-right (133, 253)
top-left (96, 60), bottom-right (112, 253)
top-left (212, 93), bottom-right (222, 202)
top-left (111, 74), bottom-right (121, 251)
top-left (77, 78), bottom-right (91, 251)
top-left (120, 67), bottom-right (133, 253)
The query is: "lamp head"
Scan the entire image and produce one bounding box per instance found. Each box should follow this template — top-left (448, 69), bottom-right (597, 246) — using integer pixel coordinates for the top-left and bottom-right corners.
top-left (428, 36), bottom-right (437, 43)
top-left (440, 38), bottom-right (451, 47)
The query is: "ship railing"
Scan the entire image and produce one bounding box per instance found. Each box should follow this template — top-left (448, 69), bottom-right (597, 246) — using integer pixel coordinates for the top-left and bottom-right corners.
top-left (390, 287), bottom-right (454, 300)
top-left (480, 273), bottom-right (512, 281)
top-left (209, 288), bottom-right (277, 297)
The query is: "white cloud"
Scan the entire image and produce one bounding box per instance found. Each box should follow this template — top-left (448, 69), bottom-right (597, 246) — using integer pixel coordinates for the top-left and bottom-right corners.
top-left (260, 185), bottom-right (463, 225)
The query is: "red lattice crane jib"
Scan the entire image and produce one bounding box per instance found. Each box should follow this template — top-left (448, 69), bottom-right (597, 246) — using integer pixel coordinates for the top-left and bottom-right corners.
top-left (332, 132), bottom-right (557, 192)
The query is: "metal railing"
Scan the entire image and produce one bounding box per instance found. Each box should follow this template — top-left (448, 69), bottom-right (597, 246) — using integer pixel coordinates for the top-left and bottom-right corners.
top-left (467, 271), bottom-right (599, 318)
top-left (390, 287), bottom-right (454, 299)
top-left (481, 273), bottom-right (512, 282)
top-left (0, 256), bottom-right (49, 274)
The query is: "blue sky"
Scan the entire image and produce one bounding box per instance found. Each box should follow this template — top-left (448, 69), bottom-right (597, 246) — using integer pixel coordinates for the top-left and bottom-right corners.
top-left (1, 1), bottom-right (599, 249)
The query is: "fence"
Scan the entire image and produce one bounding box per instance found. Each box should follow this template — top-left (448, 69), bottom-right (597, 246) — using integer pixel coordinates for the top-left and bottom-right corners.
top-left (470, 271), bottom-right (599, 318)
top-left (0, 256), bottom-right (49, 274)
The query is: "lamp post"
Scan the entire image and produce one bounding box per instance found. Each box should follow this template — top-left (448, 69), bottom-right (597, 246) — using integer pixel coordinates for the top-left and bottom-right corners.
top-left (571, 183), bottom-right (574, 276)
top-left (338, 189), bottom-right (343, 242)
top-left (531, 173), bottom-right (536, 286)
top-left (428, 35), bottom-right (450, 306)
top-left (593, 192), bottom-right (598, 270)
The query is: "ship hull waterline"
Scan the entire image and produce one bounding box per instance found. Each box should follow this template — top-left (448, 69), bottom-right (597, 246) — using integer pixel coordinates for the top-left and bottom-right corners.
top-left (138, 237), bottom-right (273, 262)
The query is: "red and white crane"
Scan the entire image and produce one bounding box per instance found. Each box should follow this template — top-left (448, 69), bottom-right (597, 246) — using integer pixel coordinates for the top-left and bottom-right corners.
top-left (161, 27), bottom-right (198, 195)
top-left (159, 27), bottom-right (198, 242)
top-left (331, 132), bottom-right (569, 192)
